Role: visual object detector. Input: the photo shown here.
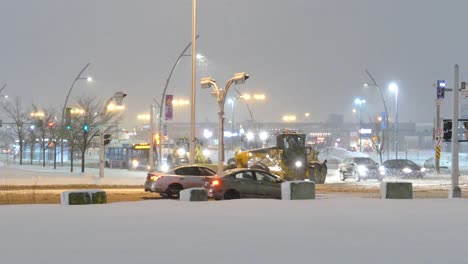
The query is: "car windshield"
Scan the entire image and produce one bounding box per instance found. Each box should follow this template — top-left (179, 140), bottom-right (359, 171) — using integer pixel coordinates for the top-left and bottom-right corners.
top-left (355, 158), bottom-right (375, 165)
top-left (402, 160), bottom-right (418, 166)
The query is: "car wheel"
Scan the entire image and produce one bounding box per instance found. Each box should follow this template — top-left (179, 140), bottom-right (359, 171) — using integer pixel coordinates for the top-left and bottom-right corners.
top-left (339, 171), bottom-right (346, 181)
top-left (353, 170), bottom-right (361, 182)
top-left (223, 189), bottom-right (240, 200)
top-left (166, 184), bottom-right (183, 199)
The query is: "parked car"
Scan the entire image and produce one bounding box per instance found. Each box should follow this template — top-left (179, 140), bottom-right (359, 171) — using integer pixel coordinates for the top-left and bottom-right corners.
top-left (145, 165), bottom-right (216, 198)
top-left (423, 157), bottom-right (451, 172)
top-left (379, 159), bottom-right (426, 179)
top-left (338, 157), bottom-right (382, 181)
top-left (205, 168), bottom-right (283, 200)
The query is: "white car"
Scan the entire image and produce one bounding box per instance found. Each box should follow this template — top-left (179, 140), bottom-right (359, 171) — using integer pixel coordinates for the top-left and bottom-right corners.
top-left (144, 165), bottom-right (216, 198)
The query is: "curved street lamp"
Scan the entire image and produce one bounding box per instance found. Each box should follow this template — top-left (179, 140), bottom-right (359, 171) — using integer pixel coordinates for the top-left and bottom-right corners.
top-left (156, 35), bottom-right (200, 166)
top-left (60, 63), bottom-right (92, 166)
top-left (201, 72), bottom-right (249, 174)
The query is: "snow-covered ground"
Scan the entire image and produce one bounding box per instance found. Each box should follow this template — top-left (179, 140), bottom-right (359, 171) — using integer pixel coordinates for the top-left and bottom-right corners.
top-left (1, 198), bottom-right (467, 263)
top-left (1, 158), bottom-right (468, 263)
top-left (1, 160), bottom-right (468, 190)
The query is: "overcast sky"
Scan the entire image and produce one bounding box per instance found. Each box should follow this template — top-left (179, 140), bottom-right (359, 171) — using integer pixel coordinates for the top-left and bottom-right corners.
top-left (1, 0), bottom-right (468, 129)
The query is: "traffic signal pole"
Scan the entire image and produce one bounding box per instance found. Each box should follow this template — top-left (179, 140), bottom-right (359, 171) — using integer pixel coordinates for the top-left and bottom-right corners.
top-left (435, 99), bottom-right (441, 174)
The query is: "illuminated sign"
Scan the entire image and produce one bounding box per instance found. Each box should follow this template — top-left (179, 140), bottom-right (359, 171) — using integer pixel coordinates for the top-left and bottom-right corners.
top-left (133, 143), bottom-right (150, 150)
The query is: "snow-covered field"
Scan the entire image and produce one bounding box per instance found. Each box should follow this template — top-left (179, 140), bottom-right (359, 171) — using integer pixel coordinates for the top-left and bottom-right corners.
top-left (1, 198), bottom-right (467, 263)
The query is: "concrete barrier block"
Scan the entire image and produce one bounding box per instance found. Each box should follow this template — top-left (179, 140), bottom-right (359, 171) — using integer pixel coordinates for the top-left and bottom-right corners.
top-left (180, 188), bottom-right (208, 201)
top-left (61, 189), bottom-right (107, 205)
top-left (281, 181), bottom-right (315, 200)
top-left (380, 182), bottom-right (412, 199)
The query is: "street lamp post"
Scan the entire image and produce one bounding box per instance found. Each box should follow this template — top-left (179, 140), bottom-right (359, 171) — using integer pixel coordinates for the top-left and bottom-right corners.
top-left (157, 35), bottom-right (200, 167)
top-left (389, 82), bottom-right (399, 159)
top-left (354, 98), bottom-right (366, 152)
top-left (201, 72), bottom-right (249, 174)
top-left (60, 63), bottom-right (92, 166)
top-left (99, 92), bottom-right (127, 179)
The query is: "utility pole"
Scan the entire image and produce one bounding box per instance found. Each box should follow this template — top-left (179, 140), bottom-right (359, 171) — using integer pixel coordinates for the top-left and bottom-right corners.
top-left (450, 64), bottom-right (461, 198)
top-left (149, 105), bottom-right (155, 172)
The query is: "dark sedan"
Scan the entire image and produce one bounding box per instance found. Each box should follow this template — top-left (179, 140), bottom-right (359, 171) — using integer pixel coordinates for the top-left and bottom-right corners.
top-left (338, 157), bottom-right (382, 181)
top-left (205, 168), bottom-right (283, 200)
top-left (379, 159), bottom-right (426, 179)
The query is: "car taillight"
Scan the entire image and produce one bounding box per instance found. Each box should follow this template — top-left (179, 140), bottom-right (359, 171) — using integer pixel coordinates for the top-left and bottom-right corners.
top-left (211, 179), bottom-right (220, 187)
top-left (147, 174), bottom-right (162, 181)
top-left (150, 176), bottom-right (162, 181)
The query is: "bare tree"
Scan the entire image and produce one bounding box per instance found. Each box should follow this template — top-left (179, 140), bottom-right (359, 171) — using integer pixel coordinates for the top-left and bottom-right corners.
top-left (67, 96), bottom-right (123, 173)
top-left (0, 97), bottom-right (29, 165)
top-left (30, 105), bottom-right (59, 167)
top-left (369, 116), bottom-right (385, 163)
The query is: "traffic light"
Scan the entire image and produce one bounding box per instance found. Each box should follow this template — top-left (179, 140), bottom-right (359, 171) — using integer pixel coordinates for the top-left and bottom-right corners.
top-left (47, 120), bottom-right (55, 129)
top-left (437, 80), bottom-right (445, 99)
top-left (154, 133), bottom-right (161, 145)
top-left (65, 107), bottom-right (71, 129)
top-left (443, 119), bottom-right (452, 141)
top-left (83, 124), bottom-right (89, 132)
top-left (104, 134), bottom-right (112, 145)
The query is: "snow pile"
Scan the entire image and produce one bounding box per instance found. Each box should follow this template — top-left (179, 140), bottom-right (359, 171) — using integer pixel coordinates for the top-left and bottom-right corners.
top-left (318, 146), bottom-right (369, 163)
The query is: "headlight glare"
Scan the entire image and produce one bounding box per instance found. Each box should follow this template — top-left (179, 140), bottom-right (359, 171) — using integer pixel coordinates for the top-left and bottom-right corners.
top-left (402, 167), bottom-right (412, 173)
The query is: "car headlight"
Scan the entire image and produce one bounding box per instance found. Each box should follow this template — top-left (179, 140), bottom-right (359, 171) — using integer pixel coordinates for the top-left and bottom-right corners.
top-left (378, 165), bottom-right (386, 175)
top-left (132, 159), bottom-right (139, 168)
top-left (177, 148), bottom-right (186, 156)
top-left (402, 167), bottom-right (412, 174)
top-left (160, 164), bottom-right (169, 172)
top-left (420, 167), bottom-right (426, 173)
top-left (295, 161), bottom-right (302, 168)
top-left (357, 165), bottom-right (368, 174)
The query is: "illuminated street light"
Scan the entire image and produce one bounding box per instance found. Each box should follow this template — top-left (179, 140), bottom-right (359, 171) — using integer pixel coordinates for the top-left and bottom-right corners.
top-left (60, 63), bottom-right (93, 166)
top-left (172, 99), bottom-right (190, 106)
top-left (137, 114), bottom-right (151, 121)
top-left (282, 115), bottom-right (297, 122)
top-left (30, 112), bottom-right (45, 118)
top-left (201, 72), bottom-right (250, 174)
top-left (389, 82), bottom-right (399, 159)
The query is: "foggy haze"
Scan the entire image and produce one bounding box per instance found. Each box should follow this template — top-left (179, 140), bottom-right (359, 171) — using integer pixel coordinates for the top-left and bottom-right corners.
top-left (1, 0), bottom-right (468, 129)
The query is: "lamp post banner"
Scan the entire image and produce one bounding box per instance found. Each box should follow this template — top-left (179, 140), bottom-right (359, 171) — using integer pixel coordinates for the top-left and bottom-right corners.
top-left (381, 112), bottom-right (387, 129)
top-left (165, 95), bottom-right (173, 120)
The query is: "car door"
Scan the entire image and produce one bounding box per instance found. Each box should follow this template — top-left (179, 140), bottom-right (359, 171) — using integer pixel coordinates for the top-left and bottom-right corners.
top-left (231, 171), bottom-right (257, 197)
top-left (174, 167), bottom-right (200, 188)
top-left (342, 158), bottom-right (352, 174)
top-left (255, 171), bottom-right (282, 199)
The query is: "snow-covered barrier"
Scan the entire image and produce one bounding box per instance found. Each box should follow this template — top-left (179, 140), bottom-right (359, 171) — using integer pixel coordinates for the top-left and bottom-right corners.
top-left (180, 188), bottom-right (208, 202)
top-left (380, 182), bottom-right (412, 199)
top-left (61, 190), bottom-right (107, 205)
top-left (281, 181), bottom-right (315, 200)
